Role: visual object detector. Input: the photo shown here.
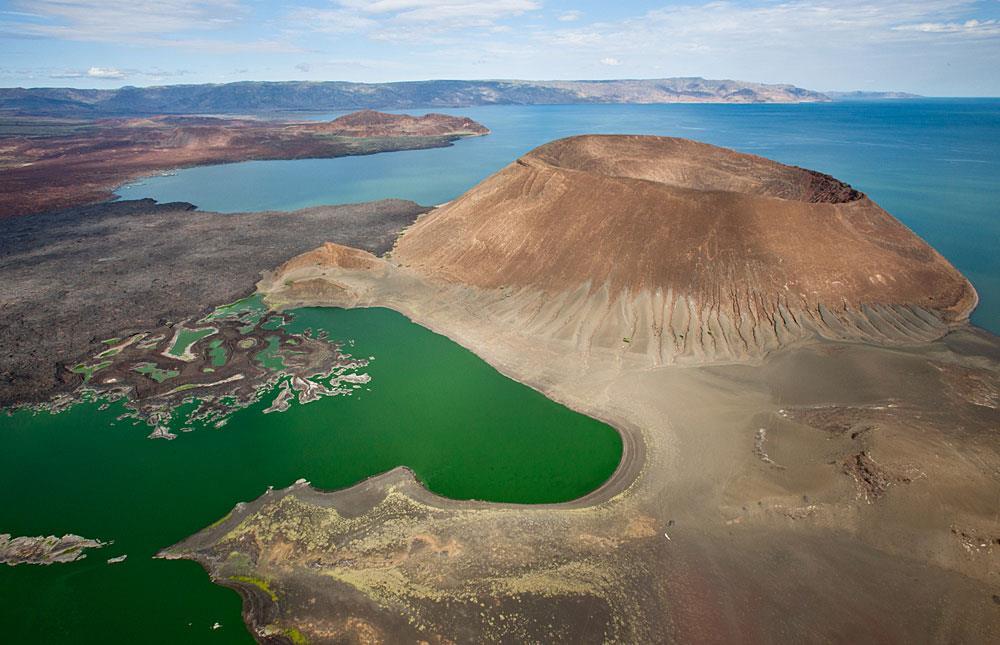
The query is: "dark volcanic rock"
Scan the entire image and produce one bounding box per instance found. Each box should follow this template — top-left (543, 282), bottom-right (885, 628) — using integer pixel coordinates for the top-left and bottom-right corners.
top-left (1, 533), bottom-right (106, 566)
top-left (0, 198), bottom-right (429, 406)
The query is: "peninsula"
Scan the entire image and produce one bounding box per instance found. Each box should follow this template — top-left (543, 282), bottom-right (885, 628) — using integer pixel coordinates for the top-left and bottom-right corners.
top-left (0, 110), bottom-right (487, 217)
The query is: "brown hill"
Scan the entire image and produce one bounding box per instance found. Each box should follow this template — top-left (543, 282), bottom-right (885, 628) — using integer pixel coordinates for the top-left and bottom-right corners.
top-left (388, 135), bottom-right (976, 362)
top-left (310, 110), bottom-right (489, 137)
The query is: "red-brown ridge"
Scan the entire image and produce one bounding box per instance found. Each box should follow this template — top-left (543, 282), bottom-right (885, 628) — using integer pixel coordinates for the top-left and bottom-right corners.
top-left (310, 109), bottom-right (489, 138)
top-left (0, 111), bottom-right (487, 217)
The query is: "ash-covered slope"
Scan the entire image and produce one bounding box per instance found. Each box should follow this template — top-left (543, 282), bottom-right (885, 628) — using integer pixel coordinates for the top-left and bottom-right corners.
top-left (391, 135), bottom-right (976, 362)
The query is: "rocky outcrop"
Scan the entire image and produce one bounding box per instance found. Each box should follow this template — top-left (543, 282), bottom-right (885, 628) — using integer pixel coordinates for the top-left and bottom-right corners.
top-left (1, 533), bottom-right (106, 565)
top-left (311, 110), bottom-right (489, 138)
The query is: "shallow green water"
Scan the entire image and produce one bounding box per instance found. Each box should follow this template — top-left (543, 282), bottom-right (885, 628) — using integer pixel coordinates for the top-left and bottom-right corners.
top-left (0, 307), bottom-right (622, 643)
top-left (166, 327), bottom-right (218, 360)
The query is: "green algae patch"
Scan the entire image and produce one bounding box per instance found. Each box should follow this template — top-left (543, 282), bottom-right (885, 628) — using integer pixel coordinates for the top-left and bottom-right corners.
top-left (283, 628), bottom-right (308, 644)
top-left (132, 362), bottom-right (179, 383)
top-left (95, 334), bottom-right (146, 359)
top-left (254, 336), bottom-right (287, 370)
top-left (261, 315), bottom-right (286, 331)
top-left (202, 293), bottom-right (267, 321)
top-left (164, 326), bottom-right (217, 361)
top-left (229, 575), bottom-right (278, 602)
top-left (202, 293), bottom-right (269, 334)
top-left (208, 339), bottom-right (228, 367)
top-left (71, 360), bottom-right (112, 382)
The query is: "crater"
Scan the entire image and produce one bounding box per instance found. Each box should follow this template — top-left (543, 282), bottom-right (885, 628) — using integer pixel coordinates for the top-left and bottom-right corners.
top-left (526, 134), bottom-right (863, 203)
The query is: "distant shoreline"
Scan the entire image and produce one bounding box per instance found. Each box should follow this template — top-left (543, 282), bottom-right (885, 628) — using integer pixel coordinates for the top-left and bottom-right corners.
top-left (0, 77), bottom-right (834, 118)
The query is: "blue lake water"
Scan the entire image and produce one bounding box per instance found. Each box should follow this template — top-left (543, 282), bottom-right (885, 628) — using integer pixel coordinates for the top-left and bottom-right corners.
top-left (117, 101), bottom-right (1000, 334)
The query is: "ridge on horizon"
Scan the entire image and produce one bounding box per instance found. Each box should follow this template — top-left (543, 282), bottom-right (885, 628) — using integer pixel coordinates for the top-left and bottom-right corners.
top-left (0, 77), bottom-right (853, 117)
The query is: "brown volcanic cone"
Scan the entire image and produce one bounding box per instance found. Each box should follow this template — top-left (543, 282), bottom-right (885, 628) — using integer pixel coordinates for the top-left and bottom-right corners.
top-left (391, 135), bottom-right (976, 362)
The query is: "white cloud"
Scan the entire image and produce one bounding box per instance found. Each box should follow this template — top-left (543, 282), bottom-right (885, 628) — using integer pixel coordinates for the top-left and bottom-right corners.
top-left (48, 70), bottom-right (85, 79)
top-left (6, 0), bottom-right (1000, 92)
top-left (3, 0), bottom-right (300, 52)
top-left (339, 0), bottom-right (539, 22)
top-left (284, 8), bottom-right (377, 34)
top-left (47, 66), bottom-right (189, 80)
top-left (541, 0), bottom-right (1000, 55)
top-left (87, 66), bottom-right (125, 79)
top-left (892, 18), bottom-right (1000, 35)
top-left (288, 0), bottom-right (542, 41)
top-left (11, 0), bottom-right (247, 35)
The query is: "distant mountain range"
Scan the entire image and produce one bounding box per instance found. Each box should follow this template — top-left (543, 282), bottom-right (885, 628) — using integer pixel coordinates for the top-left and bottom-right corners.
top-left (824, 91), bottom-right (923, 100)
top-left (0, 78), bottom-right (835, 117)
top-left (0, 79), bottom-right (924, 118)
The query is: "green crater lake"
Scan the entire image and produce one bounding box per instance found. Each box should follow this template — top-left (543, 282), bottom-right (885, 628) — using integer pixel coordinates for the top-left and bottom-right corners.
top-left (0, 307), bottom-right (622, 643)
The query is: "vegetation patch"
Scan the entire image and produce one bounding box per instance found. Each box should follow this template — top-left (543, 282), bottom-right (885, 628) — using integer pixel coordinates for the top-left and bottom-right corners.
top-left (70, 361), bottom-right (112, 382)
top-left (132, 363), bottom-right (180, 383)
top-left (229, 575), bottom-right (278, 602)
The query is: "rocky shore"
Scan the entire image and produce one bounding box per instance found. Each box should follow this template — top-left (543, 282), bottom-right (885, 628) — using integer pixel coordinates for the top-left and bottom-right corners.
top-left (1, 533), bottom-right (106, 566)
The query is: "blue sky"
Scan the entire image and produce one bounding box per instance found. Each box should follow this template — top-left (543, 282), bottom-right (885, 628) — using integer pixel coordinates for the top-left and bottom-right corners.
top-left (1, 1), bottom-right (998, 95)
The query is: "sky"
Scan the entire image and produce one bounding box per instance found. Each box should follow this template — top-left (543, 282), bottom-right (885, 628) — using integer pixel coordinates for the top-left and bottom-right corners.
top-left (0, 1), bottom-right (998, 95)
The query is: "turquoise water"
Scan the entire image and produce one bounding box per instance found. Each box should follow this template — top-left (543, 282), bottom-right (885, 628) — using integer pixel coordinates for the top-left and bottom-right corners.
top-left (117, 101), bottom-right (1000, 334)
top-left (0, 307), bottom-right (621, 643)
